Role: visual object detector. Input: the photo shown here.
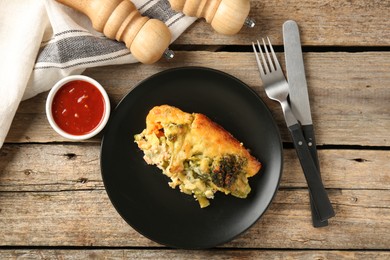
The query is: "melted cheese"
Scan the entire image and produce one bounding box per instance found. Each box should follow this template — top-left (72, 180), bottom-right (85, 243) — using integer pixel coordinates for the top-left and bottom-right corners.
top-left (134, 105), bottom-right (261, 208)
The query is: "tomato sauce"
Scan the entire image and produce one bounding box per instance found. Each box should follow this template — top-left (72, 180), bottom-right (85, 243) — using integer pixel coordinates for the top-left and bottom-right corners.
top-left (52, 80), bottom-right (105, 135)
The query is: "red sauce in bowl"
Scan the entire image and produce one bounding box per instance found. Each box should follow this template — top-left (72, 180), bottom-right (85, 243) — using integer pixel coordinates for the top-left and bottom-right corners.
top-left (51, 80), bottom-right (105, 136)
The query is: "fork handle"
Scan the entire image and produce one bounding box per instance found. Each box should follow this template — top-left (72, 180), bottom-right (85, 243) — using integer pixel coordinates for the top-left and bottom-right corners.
top-left (288, 123), bottom-right (335, 221)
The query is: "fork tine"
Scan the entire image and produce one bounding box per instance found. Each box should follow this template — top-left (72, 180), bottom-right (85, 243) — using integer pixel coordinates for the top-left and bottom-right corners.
top-left (252, 42), bottom-right (265, 76)
top-left (257, 40), bottom-right (270, 74)
top-left (266, 37), bottom-right (281, 71)
top-left (262, 38), bottom-right (275, 72)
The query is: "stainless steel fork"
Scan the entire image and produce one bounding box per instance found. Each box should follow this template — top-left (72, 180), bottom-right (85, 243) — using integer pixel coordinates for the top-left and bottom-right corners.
top-left (252, 38), bottom-right (335, 221)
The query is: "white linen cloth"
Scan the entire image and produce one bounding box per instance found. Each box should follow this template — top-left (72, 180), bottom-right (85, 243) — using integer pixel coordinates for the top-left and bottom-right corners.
top-left (0, 0), bottom-right (196, 149)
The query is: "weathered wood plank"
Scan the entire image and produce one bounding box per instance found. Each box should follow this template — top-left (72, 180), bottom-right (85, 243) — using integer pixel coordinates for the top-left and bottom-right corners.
top-left (0, 249), bottom-right (389, 260)
top-left (5, 52), bottom-right (390, 146)
top-left (0, 188), bottom-right (389, 248)
top-left (0, 144), bottom-right (103, 192)
top-left (0, 144), bottom-right (390, 191)
top-left (173, 0), bottom-right (390, 46)
top-left (0, 144), bottom-right (389, 191)
top-left (0, 143), bottom-right (389, 249)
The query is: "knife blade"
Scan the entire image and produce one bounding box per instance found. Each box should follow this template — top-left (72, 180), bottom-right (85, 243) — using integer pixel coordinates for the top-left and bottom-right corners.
top-left (283, 20), bottom-right (333, 226)
top-left (283, 20), bottom-right (312, 125)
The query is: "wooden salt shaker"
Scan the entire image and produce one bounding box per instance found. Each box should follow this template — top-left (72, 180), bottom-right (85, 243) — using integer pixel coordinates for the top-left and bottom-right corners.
top-left (169, 0), bottom-right (255, 35)
top-left (56, 0), bottom-right (173, 64)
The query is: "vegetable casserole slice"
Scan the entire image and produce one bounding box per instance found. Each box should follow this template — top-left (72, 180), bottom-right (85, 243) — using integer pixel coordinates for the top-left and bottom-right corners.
top-left (134, 105), bottom-right (261, 208)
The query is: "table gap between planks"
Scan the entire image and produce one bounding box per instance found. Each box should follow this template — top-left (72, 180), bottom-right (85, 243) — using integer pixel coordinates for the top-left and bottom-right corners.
top-left (1, 1), bottom-right (390, 259)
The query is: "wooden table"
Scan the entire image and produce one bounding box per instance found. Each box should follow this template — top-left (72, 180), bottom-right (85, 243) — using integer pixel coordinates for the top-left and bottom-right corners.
top-left (1, 1), bottom-right (389, 258)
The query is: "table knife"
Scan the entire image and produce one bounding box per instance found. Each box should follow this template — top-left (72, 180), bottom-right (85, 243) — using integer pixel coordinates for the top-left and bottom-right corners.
top-left (283, 20), bottom-right (335, 226)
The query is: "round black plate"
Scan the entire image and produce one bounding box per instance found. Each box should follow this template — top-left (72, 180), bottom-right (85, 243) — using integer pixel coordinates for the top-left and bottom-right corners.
top-left (100, 67), bottom-right (283, 249)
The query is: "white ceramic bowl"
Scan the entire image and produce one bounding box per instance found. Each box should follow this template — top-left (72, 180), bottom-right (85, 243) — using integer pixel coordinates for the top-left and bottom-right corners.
top-left (46, 75), bottom-right (111, 140)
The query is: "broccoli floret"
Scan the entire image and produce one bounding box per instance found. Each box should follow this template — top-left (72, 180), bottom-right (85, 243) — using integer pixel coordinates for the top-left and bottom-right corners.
top-left (211, 154), bottom-right (245, 188)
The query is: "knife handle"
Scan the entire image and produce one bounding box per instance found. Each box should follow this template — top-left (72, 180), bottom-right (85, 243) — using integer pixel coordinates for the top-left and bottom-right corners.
top-left (288, 123), bottom-right (335, 221)
top-left (302, 125), bottom-right (330, 227)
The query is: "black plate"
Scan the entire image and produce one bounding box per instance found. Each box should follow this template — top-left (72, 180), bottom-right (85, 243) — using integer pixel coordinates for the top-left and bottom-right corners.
top-left (100, 67), bottom-right (283, 249)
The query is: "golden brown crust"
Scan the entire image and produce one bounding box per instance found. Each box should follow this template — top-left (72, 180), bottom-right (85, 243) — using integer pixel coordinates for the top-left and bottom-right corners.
top-left (145, 105), bottom-right (193, 135)
top-left (191, 113), bottom-right (261, 177)
top-left (144, 105), bottom-right (261, 177)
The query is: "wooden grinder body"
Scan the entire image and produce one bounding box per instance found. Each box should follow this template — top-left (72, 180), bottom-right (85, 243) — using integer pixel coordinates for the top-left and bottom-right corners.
top-left (56, 0), bottom-right (172, 64)
top-left (169, 0), bottom-right (250, 35)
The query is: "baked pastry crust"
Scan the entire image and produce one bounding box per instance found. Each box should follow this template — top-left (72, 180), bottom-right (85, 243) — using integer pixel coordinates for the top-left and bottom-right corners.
top-left (135, 105), bottom-right (261, 207)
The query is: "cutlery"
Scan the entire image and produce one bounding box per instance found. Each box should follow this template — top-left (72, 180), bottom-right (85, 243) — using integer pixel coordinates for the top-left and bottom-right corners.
top-left (283, 20), bottom-right (330, 227)
top-left (252, 38), bottom-right (335, 222)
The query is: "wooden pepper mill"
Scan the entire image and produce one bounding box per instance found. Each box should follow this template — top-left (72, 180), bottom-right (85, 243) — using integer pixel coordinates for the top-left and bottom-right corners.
top-left (169, 0), bottom-right (255, 35)
top-left (56, 0), bottom-right (173, 64)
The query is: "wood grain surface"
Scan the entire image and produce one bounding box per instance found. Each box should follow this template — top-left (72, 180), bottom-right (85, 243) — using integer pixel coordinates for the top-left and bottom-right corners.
top-left (174, 0), bottom-right (390, 46)
top-left (6, 52), bottom-right (390, 147)
top-left (1, 0), bottom-right (389, 258)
